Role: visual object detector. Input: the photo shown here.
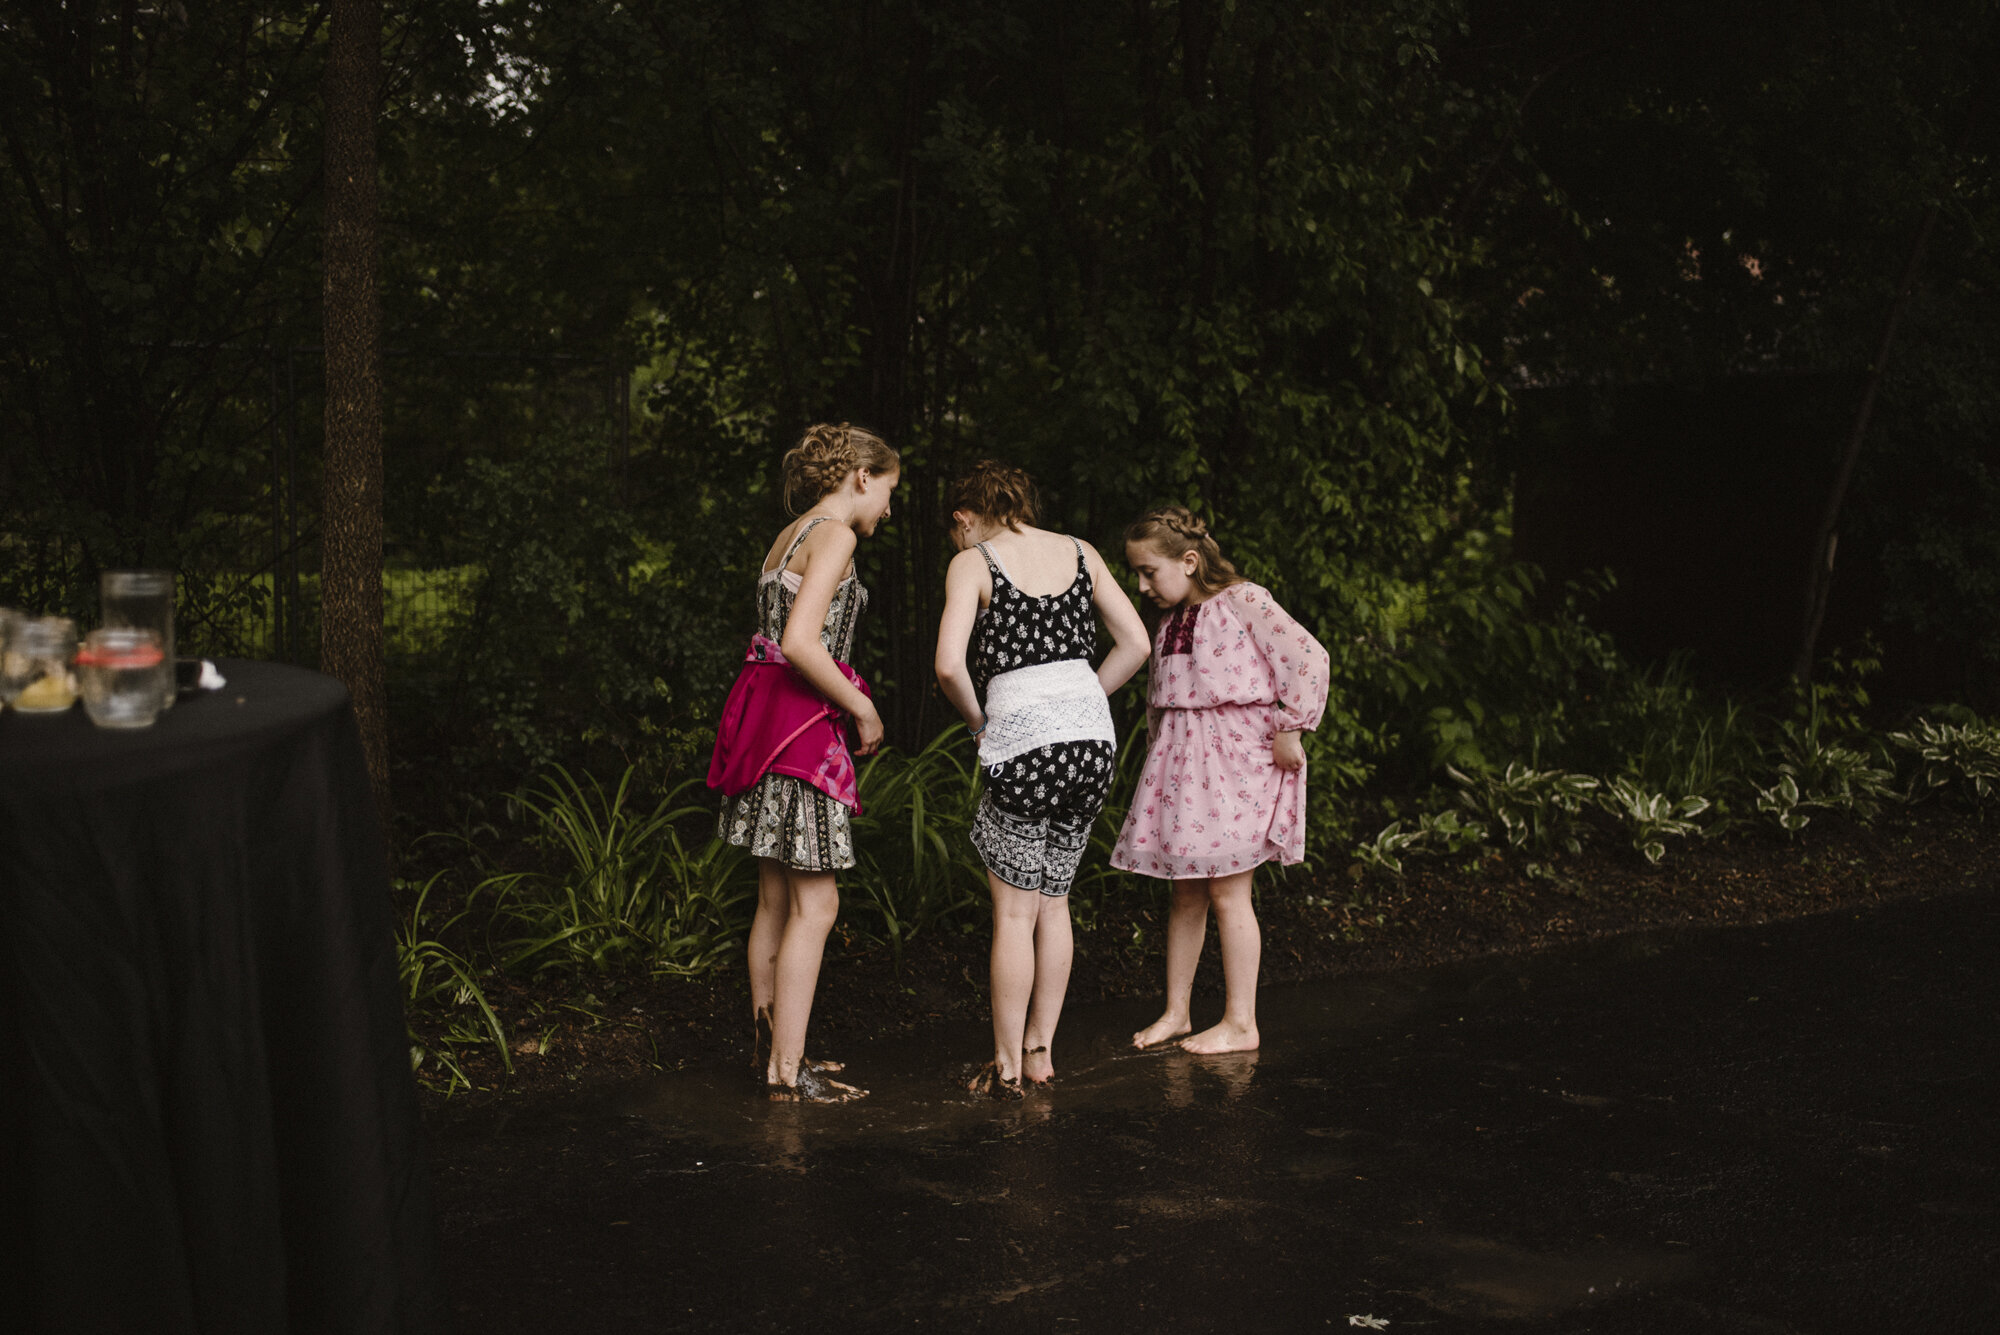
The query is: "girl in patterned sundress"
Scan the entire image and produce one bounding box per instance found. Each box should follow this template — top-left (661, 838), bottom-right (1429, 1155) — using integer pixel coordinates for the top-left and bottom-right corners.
top-left (1112, 506), bottom-right (1330, 1056)
top-left (934, 461), bottom-right (1150, 1097)
top-left (711, 423), bottom-right (899, 1102)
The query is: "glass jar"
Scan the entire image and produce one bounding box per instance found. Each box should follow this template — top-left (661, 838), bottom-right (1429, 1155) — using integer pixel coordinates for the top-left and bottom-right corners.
top-left (100, 569), bottom-right (177, 710)
top-left (77, 628), bottom-right (168, 728)
top-left (3, 616), bottom-right (79, 712)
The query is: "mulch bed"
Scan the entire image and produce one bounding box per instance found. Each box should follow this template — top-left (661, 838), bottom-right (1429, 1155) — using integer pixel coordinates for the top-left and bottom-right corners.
top-left (410, 804), bottom-right (1997, 1113)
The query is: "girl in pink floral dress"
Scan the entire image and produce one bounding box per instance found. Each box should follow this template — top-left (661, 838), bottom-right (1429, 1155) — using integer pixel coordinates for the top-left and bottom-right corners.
top-left (1111, 507), bottom-right (1330, 1054)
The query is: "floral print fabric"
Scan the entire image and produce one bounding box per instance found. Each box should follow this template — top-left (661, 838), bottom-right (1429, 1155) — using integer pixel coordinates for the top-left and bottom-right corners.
top-left (1110, 582), bottom-right (1331, 881)
top-left (971, 539), bottom-right (1097, 692)
top-left (966, 537), bottom-right (1116, 893)
top-left (717, 517), bottom-right (867, 871)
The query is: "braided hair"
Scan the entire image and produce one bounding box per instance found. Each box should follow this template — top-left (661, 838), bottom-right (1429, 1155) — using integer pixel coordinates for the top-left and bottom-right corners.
top-left (781, 422), bottom-right (899, 515)
top-left (944, 459), bottom-right (1039, 531)
top-left (1123, 505), bottom-right (1246, 598)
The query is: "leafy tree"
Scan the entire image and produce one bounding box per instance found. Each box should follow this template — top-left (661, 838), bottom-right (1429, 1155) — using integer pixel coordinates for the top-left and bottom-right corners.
top-left (0, 2), bottom-right (330, 624)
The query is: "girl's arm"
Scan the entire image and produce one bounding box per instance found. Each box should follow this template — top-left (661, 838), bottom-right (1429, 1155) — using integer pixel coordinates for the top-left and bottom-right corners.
top-left (1085, 541), bottom-right (1151, 695)
top-left (933, 548), bottom-right (989, 735)
top-left (779, 521), bottom-right (885, 754)
top-left (1229, 583), bottom-right (1331, 734)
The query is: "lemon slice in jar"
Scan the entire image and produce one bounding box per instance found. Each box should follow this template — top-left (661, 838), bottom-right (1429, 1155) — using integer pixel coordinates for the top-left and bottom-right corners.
top-left (16, 673), bottom-right (77, 710)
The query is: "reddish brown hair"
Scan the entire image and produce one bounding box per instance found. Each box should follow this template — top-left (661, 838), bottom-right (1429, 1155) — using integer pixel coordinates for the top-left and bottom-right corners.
top-left (945, 459), bottom-right (1039, 531)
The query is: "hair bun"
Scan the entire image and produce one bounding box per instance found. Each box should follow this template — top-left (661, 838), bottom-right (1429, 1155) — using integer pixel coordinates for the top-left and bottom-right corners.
top-left (945, 459), bottom-right (1040, 531)
top-left (781, 422), bottom-right (898, 514)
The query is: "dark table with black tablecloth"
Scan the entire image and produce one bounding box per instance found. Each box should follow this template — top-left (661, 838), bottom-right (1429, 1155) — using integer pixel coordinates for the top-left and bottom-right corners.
top-left (0, 659), bottom-right (446, 1333)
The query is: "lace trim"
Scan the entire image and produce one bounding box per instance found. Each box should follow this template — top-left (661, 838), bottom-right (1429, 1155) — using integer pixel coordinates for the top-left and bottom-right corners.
top-left (978, 658), bottom-right (1115, 766)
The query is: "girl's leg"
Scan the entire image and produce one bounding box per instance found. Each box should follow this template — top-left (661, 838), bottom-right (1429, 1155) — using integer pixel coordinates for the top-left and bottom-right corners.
top-left (767, 868), bottom-right (855, 1093)
top-left (746, 858), bottom-right (788, 1067)
top-left (979, 871), bottom-right (1040, 1086)
top-left (1181, 869), bottom-right (1260, 1054)
top-left (1132, 878), bottom-right (1212, 1048)
top-left (1021, 893), bottom-right (1073, 1084)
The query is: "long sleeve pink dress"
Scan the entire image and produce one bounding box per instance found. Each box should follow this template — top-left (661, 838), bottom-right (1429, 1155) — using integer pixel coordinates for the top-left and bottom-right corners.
top-left (1110, 581), bottom-right (1331, 880)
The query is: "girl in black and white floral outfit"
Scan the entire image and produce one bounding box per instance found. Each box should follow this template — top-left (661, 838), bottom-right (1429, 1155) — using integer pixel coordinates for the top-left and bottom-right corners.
top-left (934, 461), bottom-right (1151, 1097)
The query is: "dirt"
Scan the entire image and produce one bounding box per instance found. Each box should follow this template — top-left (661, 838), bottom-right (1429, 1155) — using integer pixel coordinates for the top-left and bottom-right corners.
top-left (410, 804), bottom-right (1997, 1114)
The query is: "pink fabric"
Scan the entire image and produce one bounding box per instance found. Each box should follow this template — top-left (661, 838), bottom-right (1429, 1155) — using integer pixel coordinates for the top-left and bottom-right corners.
top-left (1110, 582), bottom-right (1330, 880)
top-left (707, 635), bottom-right (870, 812)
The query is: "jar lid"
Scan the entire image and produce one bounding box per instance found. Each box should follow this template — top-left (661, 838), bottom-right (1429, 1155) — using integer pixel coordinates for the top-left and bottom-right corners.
top-left (76, 642), bottom-right (165, 668)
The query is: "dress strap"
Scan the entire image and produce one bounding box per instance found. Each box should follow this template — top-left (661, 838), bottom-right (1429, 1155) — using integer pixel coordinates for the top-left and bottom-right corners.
top-left (772, 516), bottom-right (831, 576)
top-left (1068, 536), bottom-right (1092, 597)
top-left (974, 541), bottom-right (1011, 585)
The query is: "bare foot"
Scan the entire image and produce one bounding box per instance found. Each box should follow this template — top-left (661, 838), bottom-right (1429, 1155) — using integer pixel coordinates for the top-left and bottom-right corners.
top-left (767, 1064), bottom-right (868, 1103)
top-left (1132, 1014), bottom-right (1192, 1049)
top-left (1022, 1045), bottom-right (1054, 1085)
top-left (967, 1060), bottom-right (1024, 1101)
top-left (1179, 1020), bottom-right (1259, 1054)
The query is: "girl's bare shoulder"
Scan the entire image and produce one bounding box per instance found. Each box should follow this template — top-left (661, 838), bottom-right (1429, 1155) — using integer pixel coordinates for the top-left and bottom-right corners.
top-left (797, 515), bottom-right (856, 565)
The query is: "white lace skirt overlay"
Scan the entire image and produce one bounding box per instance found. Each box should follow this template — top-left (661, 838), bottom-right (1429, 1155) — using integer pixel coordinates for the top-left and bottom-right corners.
top-left (978, 659), bottom-right (1115, 768)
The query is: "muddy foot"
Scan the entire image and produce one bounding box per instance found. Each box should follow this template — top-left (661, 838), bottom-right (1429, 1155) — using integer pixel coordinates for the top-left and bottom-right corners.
top-left (1132, 1015), bottom-right (1193, 1050)
top-left (1022, 1045), bottom-right (1054, 1085)
top-left (751, 1006), bottom-right (773, 1080)
top-left (967, 1060), bottom-right (1025, 1101)
top-left (1180, 1021), bottom-right (1259, 1055)
top-left (767, 1064), bottom-right (868, 1103)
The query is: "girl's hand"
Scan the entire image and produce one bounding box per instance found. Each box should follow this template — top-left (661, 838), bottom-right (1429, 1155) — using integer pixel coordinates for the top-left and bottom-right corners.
top-left (1272, 730), bottom-right (1305, 772)
top-left (853, 701), bottom-right (886, 756)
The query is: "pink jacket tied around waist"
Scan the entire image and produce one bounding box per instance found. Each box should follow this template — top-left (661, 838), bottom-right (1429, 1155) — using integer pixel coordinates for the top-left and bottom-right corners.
top-left (707, 634), bottom-right (869, 812)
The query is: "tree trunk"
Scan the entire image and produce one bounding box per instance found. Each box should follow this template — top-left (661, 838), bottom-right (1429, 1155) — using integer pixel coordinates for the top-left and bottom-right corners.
top-left (1792, 92), bottom-right (1982, 682)
top-left (321, 0), bottom-right (389, 821)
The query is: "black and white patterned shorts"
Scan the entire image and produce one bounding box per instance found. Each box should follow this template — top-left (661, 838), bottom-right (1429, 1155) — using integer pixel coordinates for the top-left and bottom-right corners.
top-left (971, 740), bottom-right (1117, 895)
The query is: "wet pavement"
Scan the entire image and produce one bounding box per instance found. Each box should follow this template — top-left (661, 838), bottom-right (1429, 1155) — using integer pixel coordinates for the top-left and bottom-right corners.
top-left (432, 890), bottom-right (2000, 1332)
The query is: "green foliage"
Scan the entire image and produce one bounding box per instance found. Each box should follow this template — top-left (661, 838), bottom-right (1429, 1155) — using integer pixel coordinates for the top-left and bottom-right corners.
top-left (394, 425), bottom-right (721, 778)
top-left (1366, 553), bottom-right (1622, 780)
top-left (394, 871), bottom-right (512, 1091)
top-left (1594, 658), bottom-right (1761, 808)
top-left (1449, 763), bottom-right (1600, 857)
top-left (1351, 808), bottom-right (1487, 877)
top-left (847, 728), bottom-right (988, 958)
top-left (0, 3), bottom-right (335, 607)
top-left (1888, 716), bottom-right (2000, 805)
top-left (1763, 706), bottom-right (1896, 832)
top-left (1595, 779), bottom-right (1709, 866)
top-left (479, 767), bottom-right (754, 978)
top-left (1071, 719), bottom-right (1164, 923)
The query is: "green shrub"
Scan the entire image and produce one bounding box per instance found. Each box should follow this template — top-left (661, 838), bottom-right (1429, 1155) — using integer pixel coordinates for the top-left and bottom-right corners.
top-left (1595, 778), bottom-right (1710, 865)
top-left (395, 871), bottom-right (512, 1090)
top-left (847, 727), bottom-right (989, 957)
top-left (479, 766), bottom-right (755, 977)
top-left (1449, 763), bottom-right (1600, 856)
top-left (1888, 716), bottom-right (2000, 804)
top-left (1352, 807), bottom-right (1487, 876)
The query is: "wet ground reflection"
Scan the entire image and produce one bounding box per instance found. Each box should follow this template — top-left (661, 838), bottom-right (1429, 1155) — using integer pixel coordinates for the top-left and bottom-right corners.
top-left (435, 891), bottom-right (2000, 1332)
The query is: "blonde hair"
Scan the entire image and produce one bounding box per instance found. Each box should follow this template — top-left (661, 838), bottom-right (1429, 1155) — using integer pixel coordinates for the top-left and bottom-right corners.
top-left (781, 422), bottom-right (899, 514)
top-left (1123, 506), bottom-right (1247, 598)
top-left (945, 459), bottom-right (1039, 531)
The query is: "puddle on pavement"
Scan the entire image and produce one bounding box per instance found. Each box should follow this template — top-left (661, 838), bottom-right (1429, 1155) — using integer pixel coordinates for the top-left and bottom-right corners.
top-left (606, 931), bottom-right (1675, 1151)
top-left (1404, 1232), bottom-right (1701, 1320)
top-left (590, 929), bottom-right (1712, 1320)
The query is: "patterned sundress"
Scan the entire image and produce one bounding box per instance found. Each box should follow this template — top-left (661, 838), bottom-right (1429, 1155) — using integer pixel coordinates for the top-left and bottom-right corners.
top-left (718, 517), bottom-right (867, 871)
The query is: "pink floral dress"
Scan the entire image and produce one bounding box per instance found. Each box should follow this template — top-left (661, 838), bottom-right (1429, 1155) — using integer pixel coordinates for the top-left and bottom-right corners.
top-left (1110, 582), bottom-right (1330, 881)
